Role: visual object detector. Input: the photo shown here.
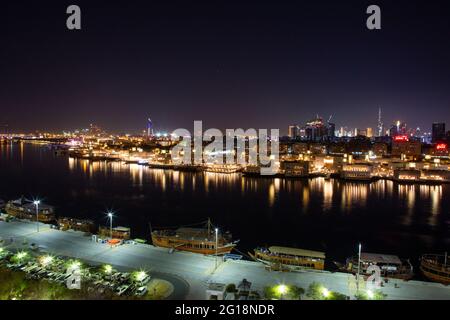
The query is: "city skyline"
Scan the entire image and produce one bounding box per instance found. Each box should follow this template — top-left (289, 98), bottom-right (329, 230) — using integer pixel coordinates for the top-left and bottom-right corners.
top-left (0, 113), bottom-right (446, 138)
top-left (1, 1), bottom-right (450, 133)
top-left (2, 0), bottom-right (450, 305)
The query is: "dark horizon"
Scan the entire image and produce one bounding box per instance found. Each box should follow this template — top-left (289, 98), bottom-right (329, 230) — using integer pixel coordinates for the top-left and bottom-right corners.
top-left (2, 0), bottom-right (450, 135)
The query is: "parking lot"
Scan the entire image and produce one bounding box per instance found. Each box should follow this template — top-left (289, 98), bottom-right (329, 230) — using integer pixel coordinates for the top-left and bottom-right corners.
top-left (0, 248), bottom-right (152, 298)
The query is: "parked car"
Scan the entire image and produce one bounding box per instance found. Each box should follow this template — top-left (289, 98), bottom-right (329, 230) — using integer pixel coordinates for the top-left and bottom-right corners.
top-left (135, 286), bottom-right (148, 296)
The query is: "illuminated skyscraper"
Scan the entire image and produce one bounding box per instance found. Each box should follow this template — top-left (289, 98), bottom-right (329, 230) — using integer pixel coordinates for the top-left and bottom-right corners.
top-left (288, 125), bottom-right (299, 139)
top-left (377, 108), bottom-right (383, 137)
top-left (147, 118), bottom-right (153, 137)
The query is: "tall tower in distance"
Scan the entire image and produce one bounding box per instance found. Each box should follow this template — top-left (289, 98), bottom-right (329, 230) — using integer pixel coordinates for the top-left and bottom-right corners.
top-left (377, 107), bottom-right (383, 137)
top-left (147, 118), bottom-right (153, 137)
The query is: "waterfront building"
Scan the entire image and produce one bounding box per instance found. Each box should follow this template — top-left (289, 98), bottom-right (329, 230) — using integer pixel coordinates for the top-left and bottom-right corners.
top-left (420, 169), bottom-right (450, 182)
top-left (394, 169), bottom-right (421, 182)
top-left (391, 136), bottom-right (422, 159)
top-left (280, 160), bottom-right (310, 177)
top-left (327, 155), bottom-right (344, 173)
top-left (340, 163), bottom-right (373, 180)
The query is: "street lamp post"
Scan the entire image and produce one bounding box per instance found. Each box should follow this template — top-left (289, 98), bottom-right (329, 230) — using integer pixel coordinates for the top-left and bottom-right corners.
top-left (357, 243), bottom-right (362, 291)
top-left (33, 200), bottom-right (40, 232)
top-left (215, 228), bottom-right (218, 269)
top-left (107, 212), bottom-right (113, 239)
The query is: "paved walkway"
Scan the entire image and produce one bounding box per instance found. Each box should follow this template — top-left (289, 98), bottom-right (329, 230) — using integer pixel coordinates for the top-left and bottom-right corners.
top-left (1, 220), bottom-right (449, 300)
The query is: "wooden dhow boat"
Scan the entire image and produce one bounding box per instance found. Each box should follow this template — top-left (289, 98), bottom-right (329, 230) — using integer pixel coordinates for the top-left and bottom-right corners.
top-left (420, 253), bottom-right (450, 285)
top-left (151, 219), bottom-right (238, 255)
top-left (336, 252), bottom-right (414, 280)
top-left (249, 246), bottom-right (326, 271)
top-left (5, 197), bottom-right (55, 223)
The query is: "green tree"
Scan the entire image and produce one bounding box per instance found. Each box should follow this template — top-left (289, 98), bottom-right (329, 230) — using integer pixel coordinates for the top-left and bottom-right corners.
top-left (288, 286), bottom-right (305, 300)
top-left (306, 282), bottom-right (323, 300)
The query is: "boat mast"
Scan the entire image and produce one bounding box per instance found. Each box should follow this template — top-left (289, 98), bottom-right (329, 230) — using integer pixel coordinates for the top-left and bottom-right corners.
top-left (445, 252), bottom-right (448, 266)
top-left (207, 217), bottom-right (211, 236)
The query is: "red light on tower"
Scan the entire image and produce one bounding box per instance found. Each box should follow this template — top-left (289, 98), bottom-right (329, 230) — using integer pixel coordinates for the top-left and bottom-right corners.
top-left (394, 135), bottom-right (409, 142)
top-left (436, 143), bottom-right (447, 150)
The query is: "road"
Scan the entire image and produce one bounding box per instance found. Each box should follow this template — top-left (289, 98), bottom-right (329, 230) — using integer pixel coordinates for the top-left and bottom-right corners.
top-left (1, 219), bottom-right (449, 300)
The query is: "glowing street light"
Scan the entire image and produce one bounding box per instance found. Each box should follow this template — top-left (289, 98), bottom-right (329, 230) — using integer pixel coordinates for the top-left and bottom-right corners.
top-left (276, 284), bottom-right (288, 300)
top-left (33, 200), bottom-right (40, 232)
top-left (357, 243), bottom-right (362, 292)
top-left (134, 270), bottom-right (147, 282)
top-left (277, 284), bottom-right (287, 295)
top-left (321, 287), bottom-right (330, 298)
top-left (367, 290), bottom-right (374, 299)
top-left (215, 227), bottom-right (219, 269)
top-left (104, 264), bottom-right (113, 274)
top-left (41, 255), bottom-right (54, 266)
top-left (16, 251), bottom-right (28, 260)
top-left (107, 212), bottom-right (113, 239)
top-left (69, 260), bottom-right (81, 270)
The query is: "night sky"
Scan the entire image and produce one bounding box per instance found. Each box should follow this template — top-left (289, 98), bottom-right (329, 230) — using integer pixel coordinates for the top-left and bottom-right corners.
top-left (1, 0), bottom-right (450, 134)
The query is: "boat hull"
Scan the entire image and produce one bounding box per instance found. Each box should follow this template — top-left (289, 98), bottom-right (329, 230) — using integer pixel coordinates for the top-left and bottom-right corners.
top-left (338, 257), bottom-right (414, 280)
top-left (420, 267), bottom-right (450, 285)
top-left (250, 249), bottom-right (325, 271)
top-left (5, 205), bottom-right (55, 223)
top-left (420, 254), bottom-right (450, 285)
top-left (151, 234), bottom-right (236, 255)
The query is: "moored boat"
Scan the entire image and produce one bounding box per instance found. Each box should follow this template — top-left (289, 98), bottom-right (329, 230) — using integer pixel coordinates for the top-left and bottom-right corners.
top-left (151, 219), bottom-right (237, 255)
top-left (204, 164), bottom-right (242, 174)
top-left (5, 197), bottom-right (55, 223)
top-left (57, 217), bottom-right (96, 233)
top-left (338, 252), bottom-right (414, 280)
top-left (420, 253), bottom-right (450, 285)
top-left (249, 246), bottom-right (326, 271)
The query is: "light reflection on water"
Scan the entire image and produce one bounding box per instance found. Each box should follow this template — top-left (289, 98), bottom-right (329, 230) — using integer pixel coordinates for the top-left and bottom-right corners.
top-left (67, 158), bottom-right (447, 222)
top-left (2, 143), bottom-right (450, 259)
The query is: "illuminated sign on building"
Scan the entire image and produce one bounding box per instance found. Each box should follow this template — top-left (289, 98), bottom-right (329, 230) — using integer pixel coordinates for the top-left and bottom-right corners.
top-left (393, 135), bottom-right (409, 142)
top-left (436, 143), bottom-right (447, 150)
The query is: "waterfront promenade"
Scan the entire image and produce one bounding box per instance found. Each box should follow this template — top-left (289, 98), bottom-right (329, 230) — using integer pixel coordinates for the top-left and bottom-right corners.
top-left (1, 220), bottom-right (449, 300)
